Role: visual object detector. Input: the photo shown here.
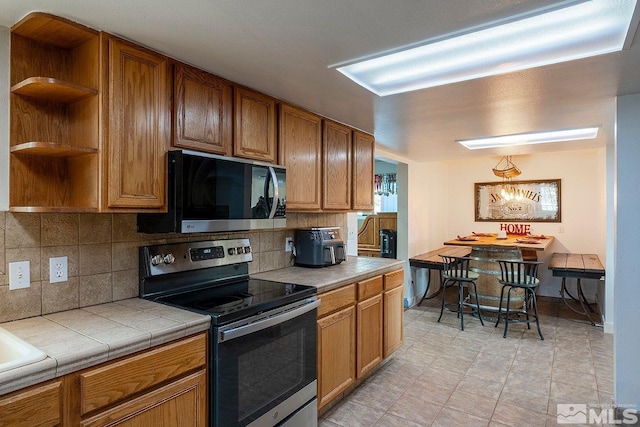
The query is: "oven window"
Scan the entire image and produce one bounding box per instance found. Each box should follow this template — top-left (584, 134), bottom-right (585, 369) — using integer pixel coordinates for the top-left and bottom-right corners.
top-left (214, 308), bottom-right (317, 426)
top-left (238, 329), bottom-right (303, 420)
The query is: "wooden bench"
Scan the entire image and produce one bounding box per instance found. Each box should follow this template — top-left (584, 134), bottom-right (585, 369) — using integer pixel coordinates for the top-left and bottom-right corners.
top-left (548, 253), bottom-right (605, 325)
top-left (409, 246), bottom-right (471, 305)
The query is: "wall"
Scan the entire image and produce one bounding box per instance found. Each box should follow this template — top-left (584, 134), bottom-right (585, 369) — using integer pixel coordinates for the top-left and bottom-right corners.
top-left (614, 93), bottom-right (640, 410)
top-left (1, 26), bottom-right (9, 211)
top-left (0, 212), bottom-right (346, 323)
top-left (604, 145), bottom-right (615, 333)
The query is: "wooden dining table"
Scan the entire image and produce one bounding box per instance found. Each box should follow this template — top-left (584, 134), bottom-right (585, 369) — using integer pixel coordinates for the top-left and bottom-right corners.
top-left (443, 234), bottom-right (554, 252)
top-left (548, 252), bottom-right (605, 326)
top-left (409, 246), bottom-right (472, 305)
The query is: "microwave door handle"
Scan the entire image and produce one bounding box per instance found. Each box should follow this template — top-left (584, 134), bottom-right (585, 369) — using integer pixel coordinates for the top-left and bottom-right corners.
top-left (267, 167), bottom-right (279, 219)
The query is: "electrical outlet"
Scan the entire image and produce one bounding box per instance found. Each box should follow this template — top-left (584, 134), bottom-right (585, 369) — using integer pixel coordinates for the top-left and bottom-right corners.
top-left (9, 261), bottom-right (30, 290)
top-left (285, 237), bottom-right (294, 252)
top-left (49, 256), bottom-right (68, 283)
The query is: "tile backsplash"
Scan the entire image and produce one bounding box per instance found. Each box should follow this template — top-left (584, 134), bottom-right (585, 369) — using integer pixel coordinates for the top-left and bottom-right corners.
top-left (0, 211), bottom-right (346, 323)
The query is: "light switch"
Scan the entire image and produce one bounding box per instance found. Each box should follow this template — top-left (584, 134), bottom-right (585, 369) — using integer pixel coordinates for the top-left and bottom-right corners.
top-left (9, 261), bottom-right (30, 290)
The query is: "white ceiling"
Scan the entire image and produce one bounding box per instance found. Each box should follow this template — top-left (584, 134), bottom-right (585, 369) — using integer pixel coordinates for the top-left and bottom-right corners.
top-left (2, 0), bottom-right (639, 162)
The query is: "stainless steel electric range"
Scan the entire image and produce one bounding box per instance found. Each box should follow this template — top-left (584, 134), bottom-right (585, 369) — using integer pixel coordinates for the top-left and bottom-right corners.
top-left (139, 238), bottom-right (319, 427)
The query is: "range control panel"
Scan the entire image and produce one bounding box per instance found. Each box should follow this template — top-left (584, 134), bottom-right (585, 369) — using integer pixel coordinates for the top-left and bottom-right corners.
top-left (141, 238), bottom-right (252, 277)
top-left (189, 246), bottom-right (226, 261)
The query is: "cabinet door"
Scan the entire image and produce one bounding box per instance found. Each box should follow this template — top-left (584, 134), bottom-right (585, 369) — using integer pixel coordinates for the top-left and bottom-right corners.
top-left (323, 120), bottom-right (352, 210)
top-left (356, 294), bottom-right (383, 378)
top-left (174, 63), bottom-right (232, 155)
top-left (279, 104), bottom-right (322, 210)
top-left (352, 130), bottom-right (375, 211)
top-left (384, 285), bottom-right (404, 358)
top-left (317, 305), bottom-right (356, 409)
top-left (234, 86), bottom-right (277, 162)
top-left (80, 370), bottom-right (207, 427)
top-left (107, 36), bottom-right (169, 210)
top-left (0, 379), bottom-right (62, 427)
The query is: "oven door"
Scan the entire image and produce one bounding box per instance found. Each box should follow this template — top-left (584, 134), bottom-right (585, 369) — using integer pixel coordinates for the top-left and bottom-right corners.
top-left (212, 298), bottom-right (319, 427)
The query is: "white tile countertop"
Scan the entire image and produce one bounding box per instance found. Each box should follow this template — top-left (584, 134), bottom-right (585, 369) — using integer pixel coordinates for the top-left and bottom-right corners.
top-left (252, 256), bottom-right (406, 293)
top-left (0, 298), bottom-right (210, 396)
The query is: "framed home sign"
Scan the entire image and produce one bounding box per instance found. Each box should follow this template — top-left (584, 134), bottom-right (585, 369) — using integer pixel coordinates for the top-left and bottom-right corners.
top-left (475, 179), bottom-right (561, 222)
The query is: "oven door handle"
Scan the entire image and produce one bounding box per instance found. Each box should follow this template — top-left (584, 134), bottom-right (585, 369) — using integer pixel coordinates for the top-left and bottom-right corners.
top-left (218, 298), bottom-right (320, 343)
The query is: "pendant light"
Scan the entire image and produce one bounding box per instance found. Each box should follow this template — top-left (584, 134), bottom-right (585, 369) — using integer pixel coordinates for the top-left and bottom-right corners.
top-left (492, 156), bottom-right (523, 201)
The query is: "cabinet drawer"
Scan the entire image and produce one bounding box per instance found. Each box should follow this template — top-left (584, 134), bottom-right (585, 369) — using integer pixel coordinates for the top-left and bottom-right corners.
top-left (79, 333), bottom-right (206, 415)
top-left (80, 370), bottom-right (207, 427)
top-left (0, 380), bottom-right (61, 427)
top-left (384, 269), bottom-right (404, 291)
top-left (358, 275), bottom-right (383, 300)
top-left (318, 284), bottom-right (356, 317)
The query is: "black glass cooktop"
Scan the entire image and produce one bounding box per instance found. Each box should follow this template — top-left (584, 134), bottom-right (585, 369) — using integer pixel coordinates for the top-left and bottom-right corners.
top-left (157, 278), bottom-right (316, 325)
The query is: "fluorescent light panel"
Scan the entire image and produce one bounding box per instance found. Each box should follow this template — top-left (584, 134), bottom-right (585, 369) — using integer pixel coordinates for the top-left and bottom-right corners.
top-left (335, 0), bottom-right (638, 96)
top-left (457, 127), bottom-right (599, 150)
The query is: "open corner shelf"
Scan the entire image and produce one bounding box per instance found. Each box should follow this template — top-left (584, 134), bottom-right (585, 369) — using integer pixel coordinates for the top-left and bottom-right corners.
top-left (11, 77), bottom-right (98, 103)
top-left (11, 142), bottom-right (98, 157)
top-left (11, 12), bottom-right (98, 49)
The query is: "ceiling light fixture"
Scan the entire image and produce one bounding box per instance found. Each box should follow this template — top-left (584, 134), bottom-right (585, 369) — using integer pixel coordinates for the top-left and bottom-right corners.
top-left (493, 156), bottom-right (522, 201)
top-left (333, 0), bottom-right (638, 96)
top-left (457, 126), bottom-right (599, 150)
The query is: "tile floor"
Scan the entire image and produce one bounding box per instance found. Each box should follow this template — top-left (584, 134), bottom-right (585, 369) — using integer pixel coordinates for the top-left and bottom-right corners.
top-left (319, 295), bottom-right (614, 427)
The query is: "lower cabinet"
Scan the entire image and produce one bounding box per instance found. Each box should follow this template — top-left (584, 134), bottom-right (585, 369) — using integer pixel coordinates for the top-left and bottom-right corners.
top-left (317, 305), bottom-right (356, 408)
top-left (383, 269), bottom-right (405, 357)
top-left (356, 275), bottom-right (383, 379)
top-left (384, 285), bottom-right (404, 357)
top-left (0, 333), bottom-right (207, 427)
top-left (317, 269), bottom-right (404, 410)
top-left (356, 294), bottom-right (383, 378)
top-left (0, 379), bottom-right (62, 427)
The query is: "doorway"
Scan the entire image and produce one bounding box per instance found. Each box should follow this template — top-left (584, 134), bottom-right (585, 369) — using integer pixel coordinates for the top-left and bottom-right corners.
top-left (347, 157), bottom-right (408, 262)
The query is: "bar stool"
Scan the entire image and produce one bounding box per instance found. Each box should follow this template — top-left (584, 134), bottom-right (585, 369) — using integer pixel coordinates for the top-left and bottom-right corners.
top-left (495, 260), bottom-right (544, 340)
top-left (438, 255), bottom-right (484, 330)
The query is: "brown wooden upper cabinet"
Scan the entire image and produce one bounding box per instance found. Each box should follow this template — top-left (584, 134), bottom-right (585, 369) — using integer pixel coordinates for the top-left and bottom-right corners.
top-left (173, 63), bottom-right (233, 156)
top-left (352, 130), bottom-right (375, 211)
top-left (278, 104), bottom-right (323, 210)
top-left (105, 35), bottom-right (169, 210)
top-left (234, 86), bottom-right (277, 163)
top-left (279, 104), bottom-right (375, 212)
top-left (8, 13), bottom-right (169, 212)
top-left (323, 120), bottom-right (352, 210)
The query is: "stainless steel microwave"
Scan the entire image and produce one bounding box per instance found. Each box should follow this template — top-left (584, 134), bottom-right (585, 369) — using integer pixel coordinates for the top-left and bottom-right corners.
top-left (137, 150), bottom-right (286, 233)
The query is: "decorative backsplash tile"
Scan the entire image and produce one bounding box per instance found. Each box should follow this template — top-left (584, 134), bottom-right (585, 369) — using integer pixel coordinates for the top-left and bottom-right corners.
top-left (0, 212), bottom-right (346, 323)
